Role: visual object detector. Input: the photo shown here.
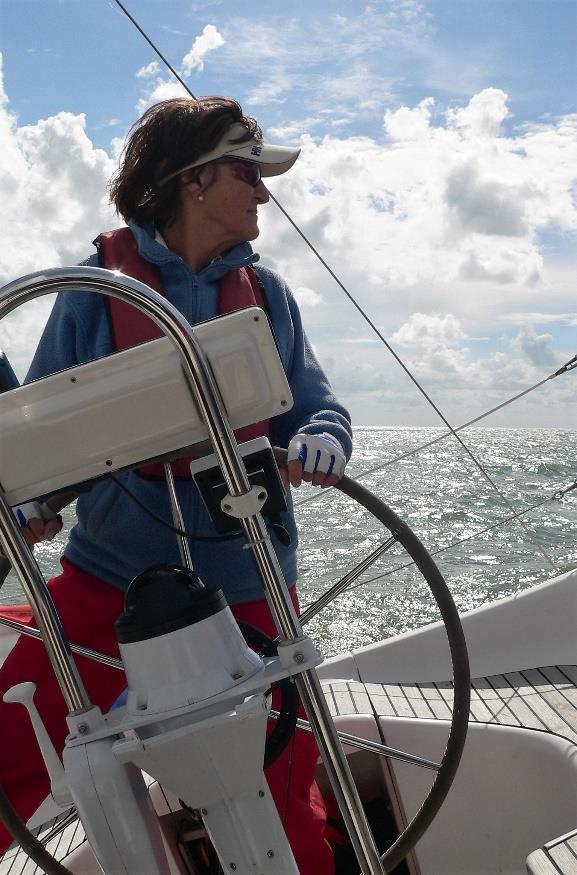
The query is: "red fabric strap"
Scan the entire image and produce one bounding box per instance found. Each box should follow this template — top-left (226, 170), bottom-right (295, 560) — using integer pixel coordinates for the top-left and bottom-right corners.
top-left (95, 227), bottom-right (271, 476)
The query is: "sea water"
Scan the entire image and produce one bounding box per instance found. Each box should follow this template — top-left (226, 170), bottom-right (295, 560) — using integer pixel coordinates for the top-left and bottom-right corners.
top-left (296, 426), bottom-right (577, 656)
top-left (4, 427), bottom-right (577, 657)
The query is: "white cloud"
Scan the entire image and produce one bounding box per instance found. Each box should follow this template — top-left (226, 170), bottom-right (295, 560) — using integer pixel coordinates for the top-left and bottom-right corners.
top-left (0, 299), bottom-right (56, 382)
top-left (457, 246), bottom-right (542, 286)
top-left (136, 78), bottom-right (191, 114)
top-left (217, 8), bottom-right (427, 120)
top-left (384, 97), bottom-right (434, 141)
top-left (256, 85), bottom-right (576, 425)
top-left (445, 162), bottom-right (533, 238)
top-left (293, 286), bottom-right (322, 307)
top-left (110, 136), bottom-right (126, 163)
top-left (0, 58), bottom-right (117, 277)
top-left (259, 88), bottom-right (577, 306)
top-left (511, 325), bottom-right (557, 369)
top-left (446, 87), bottom-right (509, 139)
top-left (1, 49), bottom-right (575, 424)
top-left (0, 54), bottom-right (119, 374)
top-left (313, 65), bottom-right (397, 114)
top-left (181, 24), bottom-right (224, 76)
top-left (500, 311), bottom-right (577, 326)
top-left (319, 354), bottom-right (389, 393)
top-left (391, 313), bottom-right (466, 348)
top-left (136, 25), bottom-right (224, 111)
top-left (267, 119), bottom-right (323, 142)
top-left (245, 69), bottom-right (295, 107)
top-left (136, 61), bottom-right (160, 78)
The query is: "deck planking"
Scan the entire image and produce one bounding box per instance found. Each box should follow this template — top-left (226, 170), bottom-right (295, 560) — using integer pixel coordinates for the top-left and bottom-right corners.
top-left (323, 666), bottom-right (577, 744)
top-left (526, 828), bottom-right (577, 874)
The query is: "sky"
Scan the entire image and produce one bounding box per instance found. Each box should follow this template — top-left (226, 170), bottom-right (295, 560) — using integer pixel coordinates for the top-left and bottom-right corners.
top-left (0, 0), bottom-right (576, 428)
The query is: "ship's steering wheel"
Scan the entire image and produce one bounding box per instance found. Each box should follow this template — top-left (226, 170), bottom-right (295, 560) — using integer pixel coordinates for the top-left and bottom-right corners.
top-left (274, 447), bottom-right (471, 873)
top-left (0, 454), bottom-right (470, 875)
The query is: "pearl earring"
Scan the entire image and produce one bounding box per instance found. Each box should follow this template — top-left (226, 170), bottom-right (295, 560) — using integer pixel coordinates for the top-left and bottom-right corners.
top-left (197, 194), bottom-right (204, 202)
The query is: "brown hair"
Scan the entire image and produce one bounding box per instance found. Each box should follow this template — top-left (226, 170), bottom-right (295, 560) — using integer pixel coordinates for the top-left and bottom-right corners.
top-left (109, 96), bottom-right (262, 227)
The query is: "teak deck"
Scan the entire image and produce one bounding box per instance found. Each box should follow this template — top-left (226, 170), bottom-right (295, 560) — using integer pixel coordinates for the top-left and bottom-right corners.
top-left (526, 828), bottom-right (577, 875)
top-left (3, 666), bottom-right (577, 873)
top-left (322, 665), bottom-right (577, 744)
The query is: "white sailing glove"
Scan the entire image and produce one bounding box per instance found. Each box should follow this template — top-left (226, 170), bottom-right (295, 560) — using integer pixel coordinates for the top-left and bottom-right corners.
top-left (12, 501), bottom-right (62, 544)
top-left (286, 432), bottom-right (346, 487)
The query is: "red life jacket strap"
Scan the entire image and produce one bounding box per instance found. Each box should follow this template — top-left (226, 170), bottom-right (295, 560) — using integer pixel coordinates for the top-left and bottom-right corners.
top-left (94, 227), bottom-right (164, 349)
top-left (94, 227), bottom-right (267, 347)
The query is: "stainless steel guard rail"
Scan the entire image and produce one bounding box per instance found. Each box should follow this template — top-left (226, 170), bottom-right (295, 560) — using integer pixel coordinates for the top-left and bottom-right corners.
top-left (0, 266), bottom-right (385, 875)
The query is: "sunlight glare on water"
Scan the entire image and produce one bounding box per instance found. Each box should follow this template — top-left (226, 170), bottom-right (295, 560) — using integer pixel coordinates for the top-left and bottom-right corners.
top-left (3, 427), bottom-right (577, 658)
top-left (294, 427), bottom-right (577, 655)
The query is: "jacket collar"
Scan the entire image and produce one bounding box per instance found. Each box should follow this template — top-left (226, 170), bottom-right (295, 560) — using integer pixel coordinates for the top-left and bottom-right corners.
top-left (128, 220), bottom-right (260, 280)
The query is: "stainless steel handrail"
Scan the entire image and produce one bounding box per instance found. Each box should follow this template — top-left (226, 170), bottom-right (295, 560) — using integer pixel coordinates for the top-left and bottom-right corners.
top-left (0, 266), bottom-right (384, 874)
top-left (0, 497), bottom-right (91, 712)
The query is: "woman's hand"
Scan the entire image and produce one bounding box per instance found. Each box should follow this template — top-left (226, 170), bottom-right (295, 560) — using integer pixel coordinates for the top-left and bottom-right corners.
top-left (13, 502), bottom-right (63, 547)
top-left (283, 433), bottom-right (346, 489)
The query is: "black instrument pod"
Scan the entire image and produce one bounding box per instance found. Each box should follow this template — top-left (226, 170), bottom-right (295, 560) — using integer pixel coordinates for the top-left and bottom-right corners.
top-left (115, 563), bottom-right (227, 644)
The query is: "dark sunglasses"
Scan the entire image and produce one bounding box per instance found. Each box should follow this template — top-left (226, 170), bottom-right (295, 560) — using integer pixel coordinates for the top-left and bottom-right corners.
top-left (214, 158), bottom-right (262, 188)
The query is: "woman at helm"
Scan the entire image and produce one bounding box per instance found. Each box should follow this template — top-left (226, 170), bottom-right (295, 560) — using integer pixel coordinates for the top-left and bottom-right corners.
top-left (1, 97), bottom-right (352, 874)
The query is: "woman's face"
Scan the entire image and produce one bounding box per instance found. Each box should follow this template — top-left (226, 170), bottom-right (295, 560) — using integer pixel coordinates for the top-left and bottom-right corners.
top-left (192, 159), bottom-right (270, 249)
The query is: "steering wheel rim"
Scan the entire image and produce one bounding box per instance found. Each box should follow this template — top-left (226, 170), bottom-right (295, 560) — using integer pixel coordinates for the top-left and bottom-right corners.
top-left (0, 452), bottom-right (470, 875)
top-left (274, 447), bottom-right (471, 872)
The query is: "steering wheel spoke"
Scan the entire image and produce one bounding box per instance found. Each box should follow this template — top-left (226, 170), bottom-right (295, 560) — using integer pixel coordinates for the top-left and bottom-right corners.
top-left (275, 712), bottom-right (442, 771)
top-left (300, 536), bottom-right (398, 627)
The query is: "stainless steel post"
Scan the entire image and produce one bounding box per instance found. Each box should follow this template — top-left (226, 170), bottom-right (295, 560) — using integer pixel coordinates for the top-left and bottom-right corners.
top-left (0, 267), bottom-right (385, 873)
top-left (241, 513), bottom-right (385, 874)
top-left (0, 496), bottom-right (91, 712)
top-left (163, 463), bottom-right (193, 570)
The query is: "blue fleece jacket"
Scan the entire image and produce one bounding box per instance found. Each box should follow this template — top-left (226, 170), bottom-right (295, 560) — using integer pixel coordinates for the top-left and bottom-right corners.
top-left (26, 222), bottom-right (352, 604)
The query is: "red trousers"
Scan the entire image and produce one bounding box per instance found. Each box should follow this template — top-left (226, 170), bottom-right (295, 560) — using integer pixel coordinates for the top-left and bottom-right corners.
top-left (0, 558), bottom-right (334, 874)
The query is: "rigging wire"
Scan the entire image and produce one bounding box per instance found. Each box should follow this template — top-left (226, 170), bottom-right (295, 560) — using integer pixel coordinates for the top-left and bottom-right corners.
top-left (304, 476), bottom-right (577, 610)
top-left (294, 354), bottom-right (577, 501)
top-left (112, 0), bottom-right (197, 100)
top-left (112, 0), bottom-right (561, 572)
top-left (352, 481), bottom-right (576, 592)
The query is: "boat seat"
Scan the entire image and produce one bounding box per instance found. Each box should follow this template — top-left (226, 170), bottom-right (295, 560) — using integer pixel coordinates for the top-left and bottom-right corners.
top-left (526, 827), bottom-right (577, 873)
top-left (322, 675), bottom-right (577, 875)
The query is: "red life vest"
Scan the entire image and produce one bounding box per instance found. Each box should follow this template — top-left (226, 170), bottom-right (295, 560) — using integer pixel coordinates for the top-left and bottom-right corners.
top-left (95, 227), bottom-right (271, 478)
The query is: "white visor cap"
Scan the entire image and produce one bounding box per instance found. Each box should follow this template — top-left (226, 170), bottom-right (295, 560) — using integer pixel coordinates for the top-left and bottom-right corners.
top-left (158, 122), bottom-right (300, 186)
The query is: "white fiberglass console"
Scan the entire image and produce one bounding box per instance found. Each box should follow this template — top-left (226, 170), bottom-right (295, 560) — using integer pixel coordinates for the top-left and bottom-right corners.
top-left (0, 306), bottom-right (293, 504)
